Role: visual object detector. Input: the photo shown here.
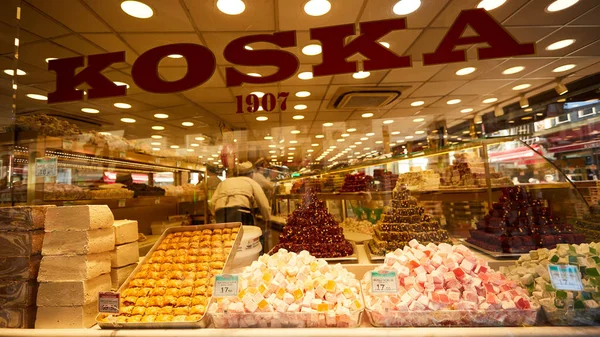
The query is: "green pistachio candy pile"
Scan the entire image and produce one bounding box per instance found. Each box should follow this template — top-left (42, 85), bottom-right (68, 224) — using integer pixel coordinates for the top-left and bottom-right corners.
top-left (501, 243), bottom-right (600, 312)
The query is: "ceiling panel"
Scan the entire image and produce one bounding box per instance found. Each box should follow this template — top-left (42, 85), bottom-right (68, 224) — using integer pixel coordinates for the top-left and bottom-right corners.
top-left (536, 27), bottom-right (600, 58)
top-left (186, 0), bottom-right (275, 32)
top-left (503, 0), bottom-right (599, 26)
top-left (451, 79), bottom-right (515, 95)
top-left (277, 0), bottom-right (362, 31)
top-left (410, 80), bottom-right (468, 97)
top-left (27, 0), bottom-right (110, 33)
top-left (381, 61), bottom-right (444, 82)
top-left (361, 0), bottom-right (447, 28)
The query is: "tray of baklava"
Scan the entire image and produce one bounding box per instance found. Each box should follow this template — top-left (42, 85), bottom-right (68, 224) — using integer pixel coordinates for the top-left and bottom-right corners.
top-left (97, 222), bottom-right (243, 328)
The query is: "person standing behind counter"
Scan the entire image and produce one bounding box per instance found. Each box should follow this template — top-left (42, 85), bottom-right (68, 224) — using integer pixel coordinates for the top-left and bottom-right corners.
top-left (211, 161), bottom-right (271, 225)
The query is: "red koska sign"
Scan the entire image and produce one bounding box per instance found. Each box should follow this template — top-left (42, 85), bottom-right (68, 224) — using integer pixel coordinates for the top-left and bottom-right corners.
top-left (47, 9), bottom-right (534, 104)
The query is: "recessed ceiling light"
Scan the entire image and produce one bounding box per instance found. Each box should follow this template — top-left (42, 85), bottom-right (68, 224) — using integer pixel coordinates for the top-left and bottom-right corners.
top-left (553, 64), bottom-right (576, 72)
top-left (113, 81), bottom-right (130, 88)
top-left (347, 128), bottom-right (357, 132)
top-left (289, 140), bottom-right (298, 144)
top-left (502, 66), bottom-right (525, 75)
top-left (304, 0), bottom-right (331, 16)
top-left (341, 133), bottom-right (350, 137)
top-left (355, 142), bottom-right (362, 145)
top-left (364, 147), bottom-right (371, 151)
top-left (154, 113), bottom-right (169, 119)
top-left (360, 137), bottom-right (369, 141)
top-left (477, 0), bottom-right (506, 11)
top-left (298, 72), bottom-right (313, 80)
top-left (181, 122), bottom-right (194, 127)
top-left (152, 148), bottom-right (160, 151)
top-left (323, 122), bottom-right (333, 127)
top-left (383, 120), bottom-right (394, 124)
top-left (114, 102), bottom-right (131, 109)
top-left (393, 0), bottom-right (421, 15)
top-left (121, 1), bottom-right (153, 18)
top-left (311, 143), bottom-right (319, 147)
top-left (244, 46), bottom-right (253, 50)
top-left (405, 135), bottom-right (414, 139)
top-left (26, 94), bottom-right (47, 101)
top-left (315, 134), bottom-right (325, 138)
top-left (152, 126), bottom-right (165, 131)
top-left (307, 149), bottom-right (314, 152)
top-left (291, 130), bottom-right (300, 134)
top-left (45, 58), bottom-right (57, 63)
top-left (352, 71), bottom-right (370, 79)
top-left (211, 154), bottom-right (219, 158)
top-left (482, 97), bottom-right (498, 104)
top-left (460, 108), bottom-right (473, 113)
top-left (546, 39), bottom-right (575, 51)
top-left (391, 131), bottom-right (400, 135)
top-left (289, 147), bottom-right (296, 151)
top-left (446, 99), bottom-right (461, 105)
top-left (337, 139), bottom-right (345, 142)
top-left (269, 150), bottom-right (276, 154)
top-left (3, 69), bottom-right (26, 76)
top-left (170, 145), bottom-right (179, 149)
top-left (524, 108), bottom-right (533, 112)
top-left (295, 91), bottom-right (311, 97)
top-left (191, 143), bottom-right (199, 147)
top-left (186, 149), bottom-right (194, 152)
top-left (81, 108), bottom-right (99, 114)
top-left (151, 135), bottom-right (163, 139)
top-left (455, 67), bottom-right (476, 76)
top-left (410, 101), bottom-right (424, 107)
top-left (547, 0), bottom-right (580, 12)
top-left (216, 0), bottom-right (246, 15)
top-left (195, 136), bottom-right (205, 141)
top-left (120, 118), bottom-right (136, 123)
top-left (256, 116), bottom-right (268, 121)
top-left (366, 132), bottom-right (375, 136)
top-left (294, 104), bottom-right (307, 110)
top-left (522, 116), bottom-right (533, 120)
top-left (251, 91), bottom-right (265, 98)
top-left (379, 42), bottom-right (390, 48)
top-left (151, 142), bottom-right (161, 146)
top-left (362, 113), bottom-right (374, 118)
top-left (168, 54), bottom-right (183, 59)
top-left (247, 72), bottom-right (261, 77)
top-left (302, 44), bottom-right (322, 56)
top-left (292, 115), bottom-right (305, 120)
top-left (512, 83), bottom-right (531, 91)
top-left (415, 130), bottom-right (425, 135)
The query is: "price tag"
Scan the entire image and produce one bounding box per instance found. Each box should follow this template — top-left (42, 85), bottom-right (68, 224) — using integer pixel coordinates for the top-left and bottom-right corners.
top-left (213, 274), bottom-right (239, 297)
top-left (155, 198), bottom-right (160, 204)
top-left (155, 158), bottom-right (160, 164)
top-left (548, 264), bottom-right (584, 291)
top-left (119, 151), bottom-right (126, 159)
top-left (62, 140), bottom-right (73, 151)
top-left (370, 270), bottom-right (398, 294)
top-left (118, 199), bottom-right (126, 207)
top-left (98, 292), bottom-right (120, 314)
top-left (35, 157), bottom-right (57, 177)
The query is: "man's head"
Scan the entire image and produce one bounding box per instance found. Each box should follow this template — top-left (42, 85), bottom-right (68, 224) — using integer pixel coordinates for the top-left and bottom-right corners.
top-left (238, 161), bottom-right (254, 177)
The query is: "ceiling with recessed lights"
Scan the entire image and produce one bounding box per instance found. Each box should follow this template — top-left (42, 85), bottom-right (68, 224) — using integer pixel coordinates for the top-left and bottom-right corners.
top-left (0, 0), bottom-right (599, 165)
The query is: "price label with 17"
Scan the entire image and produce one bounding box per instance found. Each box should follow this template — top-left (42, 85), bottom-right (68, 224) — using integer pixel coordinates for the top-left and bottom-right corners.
top-left (370, 270), bottom-right (399, 294)
top-left (213, 274), bottom-right (239, 297)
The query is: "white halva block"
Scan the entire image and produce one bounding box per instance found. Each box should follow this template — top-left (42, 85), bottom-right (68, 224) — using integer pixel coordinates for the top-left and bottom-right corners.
top-left (35, 302), bottom-right (98, 328)
top-left (110, 241), bottom-right (139, 268)
top-left (113, 219), bottom-right (138, 245)
top-left (38, 252), bottom-right (111, 282)
top-left (45, 205), bottom-right (114, 231)
top-left (42, 227), bottom-right (115, 255)
top-left (37, 273), bottom-right (111, 306)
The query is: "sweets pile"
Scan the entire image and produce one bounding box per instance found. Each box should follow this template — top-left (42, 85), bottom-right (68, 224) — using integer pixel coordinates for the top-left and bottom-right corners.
top-left (340, 172), bottom-right (373, 192)
top-left (290, 179), bottom-right (321, 194)
top-left (164, 184), bottom-right (205, 198)
top-left (88, 188), bottom-right (134, 200)
top-left (575, 205), bottom-right (600, 243)
top-left (13, 114), bottom-right (81, 137)
top-left (368, 185), bottom-right (450, 256)
top-left (321, 174), bottom-right (345, 192)
top-left (274, 193), bottom-right (353, 258)
top-left (372, 169), bottom-right (398, 192)
top-left (468, 186), bottom-right (584, 253)
top-left (440, 152), bottom-right (511, 188)
top-left (362, 240), bottom-right (537, 327)
top-left (127, 183), bottom-right (165, 197)
top-left (209, 249), bottom-right (363, 328)
top-left (44, 183), bottom-right (88, 200)
top-left (396, 170), bottom-right (440, 191)
top-left (340, 218), bottom-right (374, 235)
top-left (502, 243), bottom-right (600, 324)
top-left (99, 227), bottom-right (238, 324)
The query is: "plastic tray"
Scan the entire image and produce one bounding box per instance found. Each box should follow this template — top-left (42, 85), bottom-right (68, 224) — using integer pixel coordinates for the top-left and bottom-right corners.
top-left (542, 305), bottom-right (600, 326)
top-left (211, 310), bottom-right (363, 328)
top-left (96, 222), bottom-right (243, 329)
top-left (365, 306), bottom-right (540, 327)
top-left (268, 241), bottom-right (359, 263)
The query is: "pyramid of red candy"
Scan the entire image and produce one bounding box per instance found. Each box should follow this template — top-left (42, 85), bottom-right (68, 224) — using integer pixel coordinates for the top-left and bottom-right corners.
top-left (368, 185), bottom-right (451, 255)
top-left (468, 186), bottom-right (585, 253)
top-left (340, 172), bottom-right (373, 192)
top-left (362, 240), bottom-right (538, 327)
top-left (273, 193), bottom-right (353, 258)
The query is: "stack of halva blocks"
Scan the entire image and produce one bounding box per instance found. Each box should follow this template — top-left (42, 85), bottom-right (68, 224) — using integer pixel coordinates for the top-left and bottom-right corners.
top-left (36, 205), bottom-right (115, 328)
top-left (0, 205), bottom-right (54, 328)
top-left (110, 219), bottom-right (139, 289)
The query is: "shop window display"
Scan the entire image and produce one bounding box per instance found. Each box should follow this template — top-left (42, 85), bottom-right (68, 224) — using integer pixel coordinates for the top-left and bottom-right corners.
top-left (1, 0), bottom-right (600, 335)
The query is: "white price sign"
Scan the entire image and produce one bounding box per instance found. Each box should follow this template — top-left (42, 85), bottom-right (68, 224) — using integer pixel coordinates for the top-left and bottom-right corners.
top-left (118, 199), bottom-right (126, 207)
top-left (98, 292), bottom-right (120, 314)
top-left (370, 270), bottom-right (398, 294)
top-left (213, 274), bottom-right (239, 297)
top-left (35, 157), bottom-right (57, 177)
top-left (548, 264), bottom-right (584, 291)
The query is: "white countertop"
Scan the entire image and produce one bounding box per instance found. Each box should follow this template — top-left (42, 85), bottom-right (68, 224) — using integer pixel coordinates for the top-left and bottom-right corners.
top-left (2, 326), bottom-right (600, 337)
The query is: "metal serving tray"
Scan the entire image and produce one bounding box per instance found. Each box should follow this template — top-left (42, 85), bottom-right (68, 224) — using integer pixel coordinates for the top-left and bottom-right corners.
top-left (459, 239), bottom-right (523, 259)
top-left (96, 222), bottom-right (244, 329)
top-left (268, 241), bottom-right (359, 263)
top-left (364, 242), bottom-right (385, 262)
